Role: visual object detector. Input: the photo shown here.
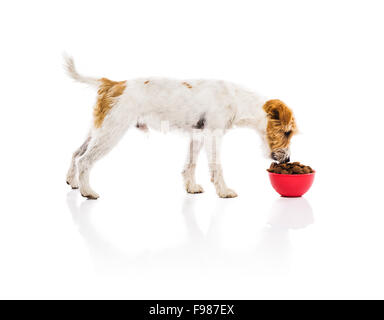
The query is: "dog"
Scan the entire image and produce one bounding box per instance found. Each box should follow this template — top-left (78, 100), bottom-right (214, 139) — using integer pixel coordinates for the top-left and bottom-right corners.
top-left (65, 56), bottom-right (297, 199)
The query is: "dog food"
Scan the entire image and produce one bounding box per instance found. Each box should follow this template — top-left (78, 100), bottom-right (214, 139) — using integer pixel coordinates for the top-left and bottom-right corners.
top-left (267, 162), bottom-right (314, 175)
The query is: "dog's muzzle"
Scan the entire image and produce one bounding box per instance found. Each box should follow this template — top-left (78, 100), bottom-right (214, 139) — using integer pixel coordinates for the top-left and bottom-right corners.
top-left (271, 149), bottom-right (290, 163)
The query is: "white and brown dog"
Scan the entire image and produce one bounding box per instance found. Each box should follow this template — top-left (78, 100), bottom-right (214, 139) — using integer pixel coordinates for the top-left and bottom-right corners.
top-left (65, 56), bottom-right (297, 199)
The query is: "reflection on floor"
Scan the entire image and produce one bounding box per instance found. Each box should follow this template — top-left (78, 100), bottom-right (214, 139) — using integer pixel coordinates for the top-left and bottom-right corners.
top-left (67, 191), bottom-right (313, 276)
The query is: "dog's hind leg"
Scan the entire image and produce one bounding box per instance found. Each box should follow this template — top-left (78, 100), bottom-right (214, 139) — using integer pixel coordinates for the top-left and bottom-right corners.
top-left (204, 131), bottom-right (237, 198)
top-left (66, 135), bottom-right (91, 189)
top-left (77, 118), bottom-right (133, 199)
top-left (182, 132), bottom-right (204, 194)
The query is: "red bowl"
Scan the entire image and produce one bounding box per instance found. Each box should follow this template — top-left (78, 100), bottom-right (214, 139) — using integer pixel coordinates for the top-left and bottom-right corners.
top-left (268, 171), bottom-right (315, 197)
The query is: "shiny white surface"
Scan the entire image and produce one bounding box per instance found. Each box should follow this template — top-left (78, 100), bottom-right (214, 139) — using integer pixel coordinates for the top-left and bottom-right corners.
top-left (1, 0), bottom-right (384, 299)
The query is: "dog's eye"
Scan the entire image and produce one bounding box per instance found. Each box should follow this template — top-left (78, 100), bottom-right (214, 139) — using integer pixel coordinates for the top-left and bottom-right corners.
top-left (284, 130), bottom-right (292, 137)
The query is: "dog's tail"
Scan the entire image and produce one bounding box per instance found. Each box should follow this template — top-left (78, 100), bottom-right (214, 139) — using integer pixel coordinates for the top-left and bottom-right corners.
top-left (63, 54), bottom-right (100, 88)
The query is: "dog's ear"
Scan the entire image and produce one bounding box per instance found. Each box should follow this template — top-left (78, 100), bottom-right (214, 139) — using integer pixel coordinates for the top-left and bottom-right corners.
top-left (263, 99), bottom-right (293, 125)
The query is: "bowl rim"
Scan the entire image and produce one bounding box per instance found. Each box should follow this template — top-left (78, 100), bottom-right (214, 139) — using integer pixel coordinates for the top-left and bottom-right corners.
top-left (268, 170), bottom-right (316, 177)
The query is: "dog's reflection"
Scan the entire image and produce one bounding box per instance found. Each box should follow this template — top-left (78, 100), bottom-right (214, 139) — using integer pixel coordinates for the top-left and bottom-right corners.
top-left (66, 191), bottom-right (126, 270)
top-left (67, 191), bottom-right (313, 274)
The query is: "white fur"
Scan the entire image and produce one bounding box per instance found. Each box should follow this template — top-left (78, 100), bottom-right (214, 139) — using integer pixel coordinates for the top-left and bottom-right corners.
top-left (65, 57), bottom-right (270, 199)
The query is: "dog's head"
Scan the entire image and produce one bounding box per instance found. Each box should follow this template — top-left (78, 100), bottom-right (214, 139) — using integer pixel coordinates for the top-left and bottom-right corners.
top-left (263, 99), bottom-right (297, 163)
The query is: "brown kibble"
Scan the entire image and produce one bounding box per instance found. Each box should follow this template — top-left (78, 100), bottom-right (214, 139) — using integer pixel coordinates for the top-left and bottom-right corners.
top-left (267, 161), bottom-right (314, 175)
top-left (293, 166), bottom-right (301, 173)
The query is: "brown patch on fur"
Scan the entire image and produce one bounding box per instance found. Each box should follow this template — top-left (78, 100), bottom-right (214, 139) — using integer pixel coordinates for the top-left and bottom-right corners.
top-left (94, 78), bottom-right (126, 128)
top-left (263, 99), bottom-right (297, 150)
top-left (144, 80), bottom-right (150, 84)
top-left (182, 82), bottom-right (193, 89)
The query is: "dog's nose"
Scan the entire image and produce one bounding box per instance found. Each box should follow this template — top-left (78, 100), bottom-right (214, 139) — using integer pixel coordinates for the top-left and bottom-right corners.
top-left (279, 156), bottom-right (290, 164)
top-left (271, 152), bottom-right (278, 161)
top-left (285, 156), bottom-right (290, 163)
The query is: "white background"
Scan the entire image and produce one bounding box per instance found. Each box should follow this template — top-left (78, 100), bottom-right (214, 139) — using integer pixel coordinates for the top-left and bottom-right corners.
top-left (0, 0), bottom-right (383, 299)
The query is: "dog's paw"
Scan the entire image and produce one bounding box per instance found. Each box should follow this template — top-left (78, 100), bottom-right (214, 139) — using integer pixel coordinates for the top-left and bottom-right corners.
top-left (66, 178), bottom-right (79, 189)
top-left (218, 188), bottom-right (238, 198)
top-left (80, 189), bottom-right (99, 200)
top-left (186, 184), bottom-right (204, 194)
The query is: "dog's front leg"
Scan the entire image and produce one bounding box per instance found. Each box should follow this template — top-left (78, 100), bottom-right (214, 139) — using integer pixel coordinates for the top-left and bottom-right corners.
top-left (182, 133), bottom-right (204, 194)
top-left (204, 132), bottom-right (238, 198)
